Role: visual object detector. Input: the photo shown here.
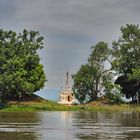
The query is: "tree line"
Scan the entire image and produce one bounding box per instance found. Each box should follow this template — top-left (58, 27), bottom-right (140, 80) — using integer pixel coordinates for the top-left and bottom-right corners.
top-left (73, 24), bottom-right (140, 104)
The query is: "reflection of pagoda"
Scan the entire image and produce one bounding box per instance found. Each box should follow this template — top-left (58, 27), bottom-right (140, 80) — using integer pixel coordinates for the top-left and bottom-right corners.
top-left (58, 70), bottom-right (74, 105)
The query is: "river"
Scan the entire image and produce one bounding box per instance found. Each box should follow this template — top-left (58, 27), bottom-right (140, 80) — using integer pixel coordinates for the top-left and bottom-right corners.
top-left (0, 111), bottom-right (139, 140)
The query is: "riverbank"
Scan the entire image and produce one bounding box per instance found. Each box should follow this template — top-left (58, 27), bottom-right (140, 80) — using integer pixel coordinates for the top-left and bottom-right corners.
top-left (0, 99), bottom-right (140, 112)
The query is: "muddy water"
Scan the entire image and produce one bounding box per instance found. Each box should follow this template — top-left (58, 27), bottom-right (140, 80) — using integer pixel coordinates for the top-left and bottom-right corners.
top-left (0, 111), bottom-right (139, 140)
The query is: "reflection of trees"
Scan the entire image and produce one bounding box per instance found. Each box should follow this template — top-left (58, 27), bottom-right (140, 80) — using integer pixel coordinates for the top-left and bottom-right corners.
top-left (73, 111), bottom-right (140, 126)
top-left (76, 134), bottom-right (99, 140)
top-left (119, 112), bottom-right (140, 127)
top-left (0, 112), bottom-right (40, 140)
top-left (124, 131), bottom-right (140, 139)
top-left (0, 112), bottom-right (40, 123)
top-left (73, 112), bottom-right (98, 123)
top-left (73, 112), bottom-right (121, 124)
top-left (74, 112), bottom-right (140, 140)
top-left (0, 131), bottom-right (37, 140)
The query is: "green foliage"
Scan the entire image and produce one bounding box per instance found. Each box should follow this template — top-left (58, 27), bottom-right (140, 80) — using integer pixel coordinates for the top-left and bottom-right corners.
top-left (128, 67), bottom-right (140, 80)
top-left (0, 29), bottom-right (46, 101)
top-left (73, 24), bottom-right (140, 104)
top-left (73, 64), bottom-right (97, 104)
top-left (102, 74), bottom-right (123, 104)
top-left (88, 42), bottom-right (111, 97)
top-left (89, 42), bottom-right (110, 67)
top-left (112, 24), bottom-right (140, 101)
top-left (112, 24), bottom-right (140, 74)
top-left (73, 42), bottom-right (111, 104)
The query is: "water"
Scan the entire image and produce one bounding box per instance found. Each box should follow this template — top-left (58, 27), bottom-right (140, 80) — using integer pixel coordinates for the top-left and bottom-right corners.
top-left (0, 111), bottom-right (140, 140)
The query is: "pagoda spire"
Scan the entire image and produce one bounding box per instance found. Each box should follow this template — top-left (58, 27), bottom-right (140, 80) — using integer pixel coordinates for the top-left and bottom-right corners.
top-left (65, 68), bottom-right (69, 89)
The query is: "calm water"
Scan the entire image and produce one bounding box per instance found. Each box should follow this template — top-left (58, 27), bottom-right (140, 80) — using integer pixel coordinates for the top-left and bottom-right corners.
top-left (0, 111), bottom-right (140, 140)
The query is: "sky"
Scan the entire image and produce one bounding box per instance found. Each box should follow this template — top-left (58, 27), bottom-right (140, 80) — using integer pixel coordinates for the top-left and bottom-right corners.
top-left (1, 0), bottom-right (140, 89)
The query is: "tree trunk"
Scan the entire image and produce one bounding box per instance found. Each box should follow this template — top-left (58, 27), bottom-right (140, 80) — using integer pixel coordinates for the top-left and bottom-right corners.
top-left (94, 79), bottom-right (99, 99)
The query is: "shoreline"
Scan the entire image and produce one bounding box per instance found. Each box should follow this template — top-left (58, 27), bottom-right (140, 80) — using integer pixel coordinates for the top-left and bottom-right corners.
top-left (0, 100), bottom-right (140, 112)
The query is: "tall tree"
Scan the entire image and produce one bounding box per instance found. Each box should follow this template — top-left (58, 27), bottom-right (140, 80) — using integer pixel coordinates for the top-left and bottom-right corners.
top-left (88, 41), bottom-right (110, 99)
top-left (112, 24), bottom-right (140, 101)
top-left (73, 42), bottom-right (110, 103)
top-left (0, 29), bottom-right (46, 101)
top-left (73, 64), bottom-right (97, 104)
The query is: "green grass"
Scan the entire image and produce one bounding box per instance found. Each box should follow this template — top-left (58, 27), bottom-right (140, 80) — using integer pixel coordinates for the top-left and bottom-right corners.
top-left (0, 100), bottom-right (140, 112)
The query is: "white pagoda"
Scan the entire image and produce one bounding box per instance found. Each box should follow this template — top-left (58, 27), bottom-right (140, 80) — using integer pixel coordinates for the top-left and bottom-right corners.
top-left (58, 70), bottom-right (74, 105)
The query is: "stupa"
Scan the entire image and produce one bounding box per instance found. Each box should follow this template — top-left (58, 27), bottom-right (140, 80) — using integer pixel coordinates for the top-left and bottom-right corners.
top-left (58, 70), bottom-right (74, 105)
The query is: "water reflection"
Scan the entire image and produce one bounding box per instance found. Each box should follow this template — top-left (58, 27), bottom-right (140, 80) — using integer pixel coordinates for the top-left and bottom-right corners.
top-left (37, 112), bottom-right (76, 140)
top-left (73, 112), bottom-right (140, 140)
top-left (0, 131), bottom-right (37, 140)
top-left (0, 111), bottom-right (139, 140)
top-left (0, 112), bottom-right (40, 140)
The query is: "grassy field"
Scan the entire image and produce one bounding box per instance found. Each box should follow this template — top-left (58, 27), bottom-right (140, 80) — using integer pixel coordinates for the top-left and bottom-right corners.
top-left (0, 99), bottom-right (140, 112)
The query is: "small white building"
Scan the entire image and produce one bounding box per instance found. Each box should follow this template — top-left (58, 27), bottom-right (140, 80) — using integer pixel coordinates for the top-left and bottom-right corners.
top-left (58, 70), bottom-right (75, 105)
top-left (58, 88), bottom-right (74, 104)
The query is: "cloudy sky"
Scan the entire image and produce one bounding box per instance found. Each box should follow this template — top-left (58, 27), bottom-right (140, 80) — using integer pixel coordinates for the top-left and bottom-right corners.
top-left (1, 0), bottom-right (140, 89)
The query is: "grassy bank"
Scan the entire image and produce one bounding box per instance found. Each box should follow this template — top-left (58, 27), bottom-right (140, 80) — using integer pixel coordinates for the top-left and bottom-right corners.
top-left (0, 100), bottom-right (140, 112)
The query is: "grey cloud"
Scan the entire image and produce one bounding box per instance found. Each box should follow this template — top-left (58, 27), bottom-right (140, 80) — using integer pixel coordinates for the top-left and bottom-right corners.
top-left (0, 1), bottom-right (19, 20)
top-left (1, 0), bottom-right (140, 88)
top-left (14, 0), bottom-right (140, 40)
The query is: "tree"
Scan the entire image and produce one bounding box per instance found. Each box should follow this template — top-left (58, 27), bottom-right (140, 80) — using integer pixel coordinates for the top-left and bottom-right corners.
top-left (102, 73), bottom-right (123, 104)
top-left (0, 29), bottom-right (46, 101)
top-left (112, 24), bottom-right (140, 101)
top-left (115, 75), bottom-right (138, 101)
top-left (88, 41), bottom-right (110, 99)
top-left (73, 42), bottom-right (111, 103)
top-left (72, 64), bottom-right (97, 104)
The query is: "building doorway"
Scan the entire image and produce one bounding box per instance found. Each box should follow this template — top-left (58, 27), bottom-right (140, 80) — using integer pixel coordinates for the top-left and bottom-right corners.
top-left (68, 95), bottom-right (71, 102)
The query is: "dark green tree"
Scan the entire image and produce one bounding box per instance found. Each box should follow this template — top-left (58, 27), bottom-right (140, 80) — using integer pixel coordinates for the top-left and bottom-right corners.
top-left (0, 29), bottom-right (46, 101)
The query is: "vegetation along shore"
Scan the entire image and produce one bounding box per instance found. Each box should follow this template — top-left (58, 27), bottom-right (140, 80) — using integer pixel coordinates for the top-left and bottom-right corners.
top-left (0, 98), bottom-right (140, 112)
top-left (0, 24), bottom-right (140, 111)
